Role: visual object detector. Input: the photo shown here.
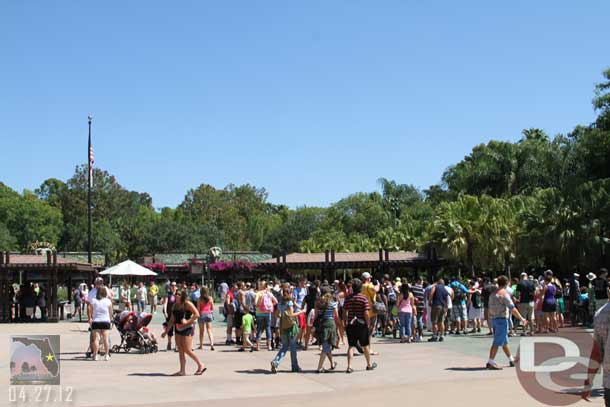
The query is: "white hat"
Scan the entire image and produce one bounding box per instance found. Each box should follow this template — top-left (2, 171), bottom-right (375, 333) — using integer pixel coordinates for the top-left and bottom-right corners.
top-left (573, 273), bottom-right (580, 278)
top-left (587, 272), bottom-right (597, 281)
top-left (361, 272), bottom-right (372, 280)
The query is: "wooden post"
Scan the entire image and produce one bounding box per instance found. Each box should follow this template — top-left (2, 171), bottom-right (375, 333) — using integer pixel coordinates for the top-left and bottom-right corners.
top-left (331, 250), bottom-right (335, 263)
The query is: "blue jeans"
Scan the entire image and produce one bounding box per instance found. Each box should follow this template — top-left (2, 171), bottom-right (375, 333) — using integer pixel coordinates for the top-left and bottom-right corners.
top-left (272, 331), bottom-right (299, 370)
top-left (256, 313), bottom-right (272, 342)
top-left (415, 314), bottom-right (423, 332)
top-left (398, 312), bottom-right (412, 338)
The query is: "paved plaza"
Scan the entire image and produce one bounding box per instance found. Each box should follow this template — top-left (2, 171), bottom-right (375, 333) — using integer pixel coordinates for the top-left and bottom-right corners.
top-left (0, 315), bottom-right (604, 407)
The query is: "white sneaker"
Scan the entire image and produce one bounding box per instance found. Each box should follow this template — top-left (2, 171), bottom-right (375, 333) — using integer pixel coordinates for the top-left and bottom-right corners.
top-left (104, 354), bottom-right (110, 361)
top-left (93, 354), bottom-right (99, 361)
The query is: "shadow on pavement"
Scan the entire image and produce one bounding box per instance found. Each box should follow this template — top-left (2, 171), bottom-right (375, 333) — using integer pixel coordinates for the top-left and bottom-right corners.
top-left (445, 367), bottom-right (488, 372)
top-left (235, 369), bottom-right (272, 375)
top-left (128, 372), bottom-right (174, 377)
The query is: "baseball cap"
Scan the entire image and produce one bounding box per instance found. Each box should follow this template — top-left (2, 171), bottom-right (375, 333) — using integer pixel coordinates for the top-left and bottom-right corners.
top-left (520, 272), bottom-right (528, 278)
top-left (573, 273), bottom-right (580, 278)
top-left (361, 272), bottom-right (372, 280)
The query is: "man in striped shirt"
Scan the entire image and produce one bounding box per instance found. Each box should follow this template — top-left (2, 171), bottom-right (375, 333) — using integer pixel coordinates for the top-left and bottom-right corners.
top-left (343, 278), bottom-right (378, 373)
top-left (411, 277), bottom-right (426, 342)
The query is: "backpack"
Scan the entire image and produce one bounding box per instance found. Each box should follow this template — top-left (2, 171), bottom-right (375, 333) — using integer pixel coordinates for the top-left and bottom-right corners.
top-left (260, 292), bottom-right (274, 313)
top-left (313, 311), bottom-right (325, 336)
top-left (454, 286), bottom-right (465, 302)
top-left (386, 286), bottom-right (397, 302)
top-left (232, 296), bottom-right (242, 313)
top-left (594, 278), bottom-right (607, 297)
top-left (471, 291), bottom-right (482, 309)
top-left (280, 306), bottom-right (296, 331)
top-left (373, 296), bottom-right (387, 314)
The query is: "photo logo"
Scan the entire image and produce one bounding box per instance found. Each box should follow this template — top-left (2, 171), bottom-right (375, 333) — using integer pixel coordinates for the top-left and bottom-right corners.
top-left (516, 329), bottom-right (595, 406)
top-left (10, 335), bottom-right (60, 385)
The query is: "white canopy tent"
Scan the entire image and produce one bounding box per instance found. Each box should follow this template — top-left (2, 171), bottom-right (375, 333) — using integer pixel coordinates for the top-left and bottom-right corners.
top-left (99, 260), bottom-right (158, 277)
top-left (99, 260), bottom-right (157, 287)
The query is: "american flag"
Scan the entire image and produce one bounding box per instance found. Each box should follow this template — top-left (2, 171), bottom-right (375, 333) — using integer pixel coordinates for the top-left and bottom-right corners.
top-left (89, 143), bottom-right (94, 188)
top-left (88, 114), bottom-right (94, 189)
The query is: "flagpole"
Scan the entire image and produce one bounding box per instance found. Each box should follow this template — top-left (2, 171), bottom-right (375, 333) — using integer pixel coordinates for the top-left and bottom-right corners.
top-left (87, 114), bottom-right (93, 265)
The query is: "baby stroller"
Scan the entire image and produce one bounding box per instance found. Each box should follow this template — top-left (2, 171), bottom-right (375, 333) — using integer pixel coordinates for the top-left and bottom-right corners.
top-left (111, 310), bottom-right (158, 354)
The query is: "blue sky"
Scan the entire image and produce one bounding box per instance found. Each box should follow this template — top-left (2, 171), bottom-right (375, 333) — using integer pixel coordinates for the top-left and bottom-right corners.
top-left (1, 1), bottom-right (609, 209)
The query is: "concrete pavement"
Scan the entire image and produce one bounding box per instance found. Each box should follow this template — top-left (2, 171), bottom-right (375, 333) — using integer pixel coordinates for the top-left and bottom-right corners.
top-left (0, 319), bottom-right (604, 407)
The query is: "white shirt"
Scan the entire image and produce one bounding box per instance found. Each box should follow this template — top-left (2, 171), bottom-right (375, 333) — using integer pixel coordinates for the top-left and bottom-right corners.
top-left (91, 298), bottom-right (112, 322)
top-left (87, 285), bottom-right (114, 304)
top-left (445, 286), bottom-right (454, 309)
top-left (136, 287), bottom-right (147, 301)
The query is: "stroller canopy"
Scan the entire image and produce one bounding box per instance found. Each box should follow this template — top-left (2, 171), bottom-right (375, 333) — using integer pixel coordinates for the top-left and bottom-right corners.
top-left (99, 260), bottom-right (158, 277)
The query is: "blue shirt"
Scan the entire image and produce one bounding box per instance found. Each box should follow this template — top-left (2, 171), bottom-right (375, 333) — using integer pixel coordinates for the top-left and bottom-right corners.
top-left (190, 289), bottom-right (201, 303)
top-left (450, 282), bottom-right (469, 305)
top-left (322, 301), bottom-right (338, 319)
top-left (292, 286), bottom-right (307, 311)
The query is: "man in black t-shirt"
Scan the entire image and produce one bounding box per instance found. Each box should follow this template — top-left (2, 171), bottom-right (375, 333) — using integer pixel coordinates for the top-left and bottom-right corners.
top-left (516, 272), bottom-right (535, 336)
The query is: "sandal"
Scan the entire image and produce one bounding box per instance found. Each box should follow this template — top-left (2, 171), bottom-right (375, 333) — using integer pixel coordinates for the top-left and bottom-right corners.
top-left (330, 361), bottom-right (337, 370)
top-left (170, 372), bottom-right (185, 376)
top-left (346, 368), bottom-right (353, 374)
top-left (194, 367), bottom-right (207, 376)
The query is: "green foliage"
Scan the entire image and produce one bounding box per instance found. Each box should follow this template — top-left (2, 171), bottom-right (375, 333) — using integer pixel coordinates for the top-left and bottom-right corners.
top-left (0, 183), bottom-right (63, 250)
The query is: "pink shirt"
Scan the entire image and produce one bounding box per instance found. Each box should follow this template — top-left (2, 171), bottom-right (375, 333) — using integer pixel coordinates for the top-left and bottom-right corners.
top-left (198, 299), bottom-right (213, 313)
top-left (398, 296), bottom-right (413, 313)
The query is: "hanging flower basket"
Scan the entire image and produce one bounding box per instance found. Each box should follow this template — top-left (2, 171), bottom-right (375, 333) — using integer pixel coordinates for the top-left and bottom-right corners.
top-left (208, 261), bottom-right (255, 272)
top-left (143, 262), bottom-right (167, 273)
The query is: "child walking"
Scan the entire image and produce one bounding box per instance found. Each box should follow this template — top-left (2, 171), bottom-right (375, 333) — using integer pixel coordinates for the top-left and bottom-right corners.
top-left (240, 305), bottom-right (256, 352)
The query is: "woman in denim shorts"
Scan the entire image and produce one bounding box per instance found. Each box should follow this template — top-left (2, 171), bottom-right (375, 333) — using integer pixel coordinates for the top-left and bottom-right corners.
top-left (196, 286), bottom-right (215, 351)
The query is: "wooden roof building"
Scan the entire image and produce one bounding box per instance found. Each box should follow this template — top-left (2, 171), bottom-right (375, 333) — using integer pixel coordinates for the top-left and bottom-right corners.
top-left (0, 252), bottom-right (95, 322)
top-left (259, 249), bottom-right (444, 280)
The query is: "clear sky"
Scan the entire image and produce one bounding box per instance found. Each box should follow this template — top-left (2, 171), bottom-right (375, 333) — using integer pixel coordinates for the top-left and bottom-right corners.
top-left (2, 1), bottom-right (609, 209)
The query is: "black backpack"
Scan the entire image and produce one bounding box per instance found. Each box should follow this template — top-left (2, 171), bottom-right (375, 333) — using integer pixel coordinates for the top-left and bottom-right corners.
top-left (594, 278), bottom-right (607, 297)
top-left (454, 286), bottom-right (465, 302)
top-left (471, 291), bottom-right (482, 309)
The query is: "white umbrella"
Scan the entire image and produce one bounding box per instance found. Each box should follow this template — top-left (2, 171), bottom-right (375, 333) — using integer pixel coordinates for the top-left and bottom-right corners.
top-left (99, 260), bottom-right (158, 276)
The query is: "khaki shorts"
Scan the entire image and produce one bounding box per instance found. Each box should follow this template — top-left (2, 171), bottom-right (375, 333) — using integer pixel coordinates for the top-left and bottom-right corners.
top-left (517, 302), bottom-right (534, 321)
top-left (431, 306), bottom-right (445, 325)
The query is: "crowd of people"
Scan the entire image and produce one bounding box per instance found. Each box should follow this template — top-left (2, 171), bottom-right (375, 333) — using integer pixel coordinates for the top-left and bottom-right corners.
top-left (76, 266), bottom-right (610, 375)
top-left (5, 282), bottom-right (47, 321)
